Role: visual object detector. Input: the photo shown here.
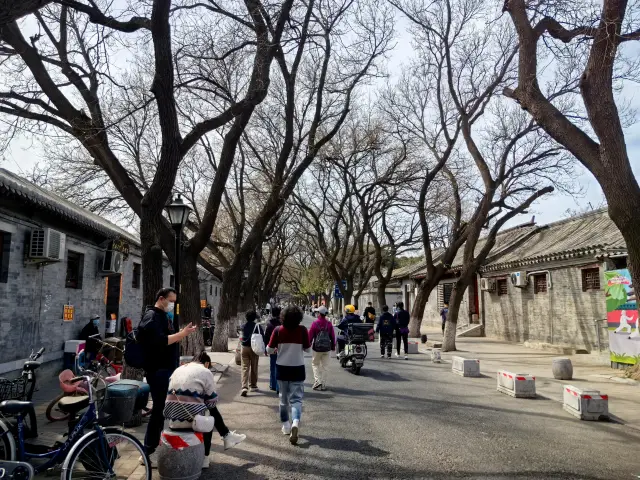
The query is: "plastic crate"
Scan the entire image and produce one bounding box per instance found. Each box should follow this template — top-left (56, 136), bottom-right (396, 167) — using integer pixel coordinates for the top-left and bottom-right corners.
top-left (0, 377), bottom-right (28, 402)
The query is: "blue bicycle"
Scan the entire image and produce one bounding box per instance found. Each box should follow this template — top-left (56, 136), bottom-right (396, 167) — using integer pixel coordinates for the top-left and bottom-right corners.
top-left (0, 371), bottom-right (151, 480)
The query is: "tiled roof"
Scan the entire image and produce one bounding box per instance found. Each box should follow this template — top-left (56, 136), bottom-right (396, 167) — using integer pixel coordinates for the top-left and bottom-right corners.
top-left (0, 168), bottom-right (138, 245)
top-left (483, 208), bottom-right (625, 272)
top-left (390, 259), bottom-right (427, 280)
top-left (408, 223), bottom-right (537, 279)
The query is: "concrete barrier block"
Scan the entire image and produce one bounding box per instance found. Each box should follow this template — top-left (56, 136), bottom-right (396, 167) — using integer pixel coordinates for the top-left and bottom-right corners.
top-left (452, 356), bottom-right (481, 377)
top-left (407, 341), bottom-right (419, 354)
top-left (562, 385), bottom-right (609, 421)
top-left (496, 370), bottom-right (536, 398)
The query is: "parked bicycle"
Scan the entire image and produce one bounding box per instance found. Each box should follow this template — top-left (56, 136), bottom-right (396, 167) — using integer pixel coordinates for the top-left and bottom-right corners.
top-left (0, 371), bottom-right (151, 480)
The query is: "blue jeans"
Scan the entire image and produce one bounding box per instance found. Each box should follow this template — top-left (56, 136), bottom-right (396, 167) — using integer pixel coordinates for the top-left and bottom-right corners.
top-left (269, 354), bottom-right (278, 391)
top-left (278, 380), bottom-right (304, 423)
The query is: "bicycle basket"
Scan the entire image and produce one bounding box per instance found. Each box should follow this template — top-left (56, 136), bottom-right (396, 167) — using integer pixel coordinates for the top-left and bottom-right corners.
top-left (0, 377), bottom-right (28, 402)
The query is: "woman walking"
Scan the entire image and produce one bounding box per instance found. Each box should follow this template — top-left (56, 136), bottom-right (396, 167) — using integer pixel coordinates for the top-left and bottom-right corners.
top-left (240, 311), bottom-right (262, 396)
top-left (308, 306), bottom-right (336, 390)
top-left (266, 305), bottom-right (311, 445)
top-left (263, 306), bottom-right (282, 393)
top-left (394, 301), bottom-right (410, 360)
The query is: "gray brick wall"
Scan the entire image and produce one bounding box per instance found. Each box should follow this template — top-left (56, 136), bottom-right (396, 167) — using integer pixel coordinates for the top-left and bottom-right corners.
top-left (0, 211), bottom-right (169, 372)
top-left (480, 261), bottom-right (606, 349)
top-left (421, 281), bottom-right (471, 329)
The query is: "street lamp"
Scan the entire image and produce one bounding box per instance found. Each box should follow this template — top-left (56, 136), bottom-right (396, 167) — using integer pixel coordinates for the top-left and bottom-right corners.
top-left (165, 194), bottom-right (192, 332)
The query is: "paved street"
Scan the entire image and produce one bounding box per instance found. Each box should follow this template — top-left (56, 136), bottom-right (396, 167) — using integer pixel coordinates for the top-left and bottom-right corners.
top-left (204, 316), bottom-right (640, 479)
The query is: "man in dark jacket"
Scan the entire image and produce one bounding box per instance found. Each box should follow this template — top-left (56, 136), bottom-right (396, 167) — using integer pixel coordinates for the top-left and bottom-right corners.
top-left (240, 311), bottom-right (263, 397)
top-left (138, 287), bottom-right (197, 463)
top-left (79, 315), bottom-right (102, 361)
top-left (394, 301), bottom-right (411, 359)
top-left (337, 304), bottom-right (362, 355)
top-left (376, 305), bottom-right (396, 358)
top-left (263, 306), bottom-right (282, 392)
top-left (363, 302), bottom-right (376, 322)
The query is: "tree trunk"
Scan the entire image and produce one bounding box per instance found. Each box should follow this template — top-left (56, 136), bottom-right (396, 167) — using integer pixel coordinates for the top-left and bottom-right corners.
top-left (179, 253), bottom-right (204, 356)
top-left (211, 262), bottom-right (244, 352)
top-left (140, 209), bottom-right (164, 308)
top-left (376, 281), bottom-right (388, 313)
top-left (442, 277), bottom-right (471, 352)
top-left (409, 277), bottom-right (439, 337)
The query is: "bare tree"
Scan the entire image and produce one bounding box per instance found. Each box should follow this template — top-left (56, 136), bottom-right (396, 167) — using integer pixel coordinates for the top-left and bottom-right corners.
top-left (502, 0), bottom-right (640, 320)
top-left (0, 0), bottom-right (295, 335)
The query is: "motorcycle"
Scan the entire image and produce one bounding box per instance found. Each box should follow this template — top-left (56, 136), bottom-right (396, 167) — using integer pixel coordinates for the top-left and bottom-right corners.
top-left (338, 323), bottom-right (374, 375)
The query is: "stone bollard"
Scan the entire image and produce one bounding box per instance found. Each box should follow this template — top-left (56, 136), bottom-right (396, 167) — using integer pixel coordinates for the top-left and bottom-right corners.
top-left (451, 356), bottom-right (481, 377)
top-left (157, 429), bottom-right (205, 480)
top-left (552, 358), bottom-right (573, 380)
top-left (496, 370), bottom-right (536, 398)
top-left (431, 349), bottom-right (442, 363)
top-left (563, 385), bottom-right (609, 421)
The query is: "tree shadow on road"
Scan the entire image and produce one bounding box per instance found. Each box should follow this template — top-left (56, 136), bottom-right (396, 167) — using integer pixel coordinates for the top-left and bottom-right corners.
top-left (297, 436), bottom-right (390, 456)
top-left (362, 369), bottom-right (409, 382)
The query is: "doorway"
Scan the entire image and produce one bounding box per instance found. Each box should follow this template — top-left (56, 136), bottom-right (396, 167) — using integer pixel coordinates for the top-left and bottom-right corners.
top-left (105, 274), bottom-right (122, 326)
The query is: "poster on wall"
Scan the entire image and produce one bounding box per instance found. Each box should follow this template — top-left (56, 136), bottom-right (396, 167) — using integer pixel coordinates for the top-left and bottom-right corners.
top-left (604, 269), bottom-right (640, 365)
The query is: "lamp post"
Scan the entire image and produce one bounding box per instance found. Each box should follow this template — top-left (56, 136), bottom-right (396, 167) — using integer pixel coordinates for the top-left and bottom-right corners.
top-left (165, 195), bottom-right (192, 332)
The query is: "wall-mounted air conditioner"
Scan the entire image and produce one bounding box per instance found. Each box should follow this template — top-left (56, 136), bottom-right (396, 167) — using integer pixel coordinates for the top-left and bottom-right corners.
top-left (29, 228), bottom-right (66, 261)
top-left (510, 271), bottom-right (528, 288)
top-left (102, 250), bottom-right (123, 273)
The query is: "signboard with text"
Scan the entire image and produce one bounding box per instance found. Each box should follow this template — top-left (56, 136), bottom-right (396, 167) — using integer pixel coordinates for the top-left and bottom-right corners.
top-left (605, 269), bottom-right (640, 365)
top-left (63, 304), bottom-right (74, 322)
top-left (334, 280), bottom-right (347, 299)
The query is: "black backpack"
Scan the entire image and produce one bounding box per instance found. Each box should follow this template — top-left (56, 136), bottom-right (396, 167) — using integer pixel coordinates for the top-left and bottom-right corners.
top-left (124, 308), bottom-right (151, 369)
top-left (313, 326), bottom-right (332, 352)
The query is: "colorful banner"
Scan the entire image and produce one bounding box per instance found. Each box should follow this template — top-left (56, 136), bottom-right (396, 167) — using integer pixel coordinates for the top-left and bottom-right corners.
top-left (605, 269), bottom-right (640, 365)
top-left (200, 300), bottom-right (207, 308)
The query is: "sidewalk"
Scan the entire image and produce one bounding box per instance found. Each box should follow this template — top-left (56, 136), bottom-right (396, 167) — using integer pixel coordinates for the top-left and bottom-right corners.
top-left (419, 327), bottom-right (640, 428)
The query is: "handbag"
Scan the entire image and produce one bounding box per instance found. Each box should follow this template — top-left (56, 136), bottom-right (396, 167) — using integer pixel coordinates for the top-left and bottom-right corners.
top-left (251, 323), bottom-right (266, 355)
top-left (400, 327), bottom-right (410, 335)
top-left (171, 389), bottom-right (215, 433)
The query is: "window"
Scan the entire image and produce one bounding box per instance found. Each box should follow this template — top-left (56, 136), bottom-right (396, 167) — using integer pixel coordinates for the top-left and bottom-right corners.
top-left (209, 284), bottom-right (212, 295)
top-left (582, 268), bottom-right (600, 291)
top-left (215, 286), bottom-right (218, 297)
top-left (65, 251), bottom-right (84, 289)
top-left (132, 263), bottom-right (141, 289)
top-left (611, 256), bottom-right (628, 269)
top-left (169, 275), bottom-right (175, 287)
top-left (533, 274), bottom-right (547, 294)
top-left (438, 283), bottom-right (454, 309)
top-left (0, 231), bottom-right (10, 283)
top-left (497, 278), bottom-right (508, 296)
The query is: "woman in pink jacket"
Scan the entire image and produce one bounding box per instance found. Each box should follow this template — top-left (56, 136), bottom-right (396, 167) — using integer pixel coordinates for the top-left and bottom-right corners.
top-left (308, 306), bottom-right (336, 390)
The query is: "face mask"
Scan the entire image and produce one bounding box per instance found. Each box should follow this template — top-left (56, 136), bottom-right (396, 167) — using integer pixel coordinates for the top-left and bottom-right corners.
top-left (165, 301), bottom-right (175, 313)
top-left (92, 319), bottom-right (99, 327)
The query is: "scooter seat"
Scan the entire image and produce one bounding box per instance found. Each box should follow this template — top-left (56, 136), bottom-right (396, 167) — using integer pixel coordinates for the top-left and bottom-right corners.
top-left (0, 400), bottom-right (34, 415)
top-left (58, 395), bottom-right (90, 414)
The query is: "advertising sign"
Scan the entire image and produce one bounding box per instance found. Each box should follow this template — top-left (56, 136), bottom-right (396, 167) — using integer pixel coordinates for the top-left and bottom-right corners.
top-left (604, 269), bottom-right (640, 365)
top-left (63, 304), bottom-right (74, 322)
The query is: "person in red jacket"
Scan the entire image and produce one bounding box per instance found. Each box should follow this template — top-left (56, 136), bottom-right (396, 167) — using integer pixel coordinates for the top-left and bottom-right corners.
top-left (308, 306), bottom-right (336, 391)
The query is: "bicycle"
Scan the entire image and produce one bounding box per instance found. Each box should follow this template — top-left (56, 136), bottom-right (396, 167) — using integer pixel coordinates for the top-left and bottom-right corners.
top-left (0, 371), bottom-right (151, 480)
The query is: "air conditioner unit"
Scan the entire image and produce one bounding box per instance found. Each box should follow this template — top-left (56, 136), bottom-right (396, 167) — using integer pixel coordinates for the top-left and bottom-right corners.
top-left (510, 271), bottom-right (528, 288)
top-left (480, 278), bottom-right (496, 292)
top-left (29, 228), bottom-right (66, 261)
top-left (102, 250), bottom-right (123, 273)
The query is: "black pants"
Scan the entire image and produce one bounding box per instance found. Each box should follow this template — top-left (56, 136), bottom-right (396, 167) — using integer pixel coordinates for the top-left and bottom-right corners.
top-left (380, 333), bottom-right (393, 356)
top-left (396, 330), bottom-right (408, 355)
top-left (442, 322), bottom-right (445, 334)
top-left (144, 369), bottom-right (172, 454)
top-left (337, 336), bottom-right (346, 353)
top-left (203, 406), bottom-right (230, 456)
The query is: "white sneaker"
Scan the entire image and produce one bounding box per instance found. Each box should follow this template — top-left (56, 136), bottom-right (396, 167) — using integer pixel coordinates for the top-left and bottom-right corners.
top-left (380, 354), bottom-right (385, 358)
top-left (282, 421), bottom-right (291, 435)
top-left (202, 455), bottom-right (210, 469)
top-left (405, 355), bottom-right (409, 360)
top-left (223, 431), bottom-right (246, 450)
top-left (395, 353), bottom-right (400, 358)
top-left (290, 420), bottom-right (299, 445)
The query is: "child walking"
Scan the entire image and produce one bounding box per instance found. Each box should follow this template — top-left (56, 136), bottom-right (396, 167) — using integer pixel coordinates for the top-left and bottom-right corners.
top-left (267, 305), bottom-right (311, 445)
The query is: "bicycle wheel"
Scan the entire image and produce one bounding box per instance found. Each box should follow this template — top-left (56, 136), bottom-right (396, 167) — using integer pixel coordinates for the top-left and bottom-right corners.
top-left (45, 393), bottom-right (69, 422)
top-left (0, 420), bottom-right (16, 461)
top-left (62, 427), bottom-right (150, 480)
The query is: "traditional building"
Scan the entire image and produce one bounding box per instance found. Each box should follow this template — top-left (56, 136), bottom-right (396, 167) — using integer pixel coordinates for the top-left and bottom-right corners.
top-left (0, 169), bottom-right (222, 374)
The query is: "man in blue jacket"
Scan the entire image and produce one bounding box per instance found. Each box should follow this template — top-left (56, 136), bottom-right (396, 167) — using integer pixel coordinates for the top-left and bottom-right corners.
top-left (376, 305), bottom-right (396, 358)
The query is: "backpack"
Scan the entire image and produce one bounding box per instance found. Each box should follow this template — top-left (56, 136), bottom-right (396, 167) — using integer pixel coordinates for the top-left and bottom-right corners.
top-left (251, 323), bottom-right (266, 355)
top-left (124, 327), bottom-right (145, 369)
top-left (313, 324), bottom-right (332, 352)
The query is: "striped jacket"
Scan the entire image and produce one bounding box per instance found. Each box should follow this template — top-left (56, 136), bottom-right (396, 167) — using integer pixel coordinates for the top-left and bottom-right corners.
top-left (163, 362), bottom-right (218, 429)
top-left (267, 325), bottom-right (311, 382)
